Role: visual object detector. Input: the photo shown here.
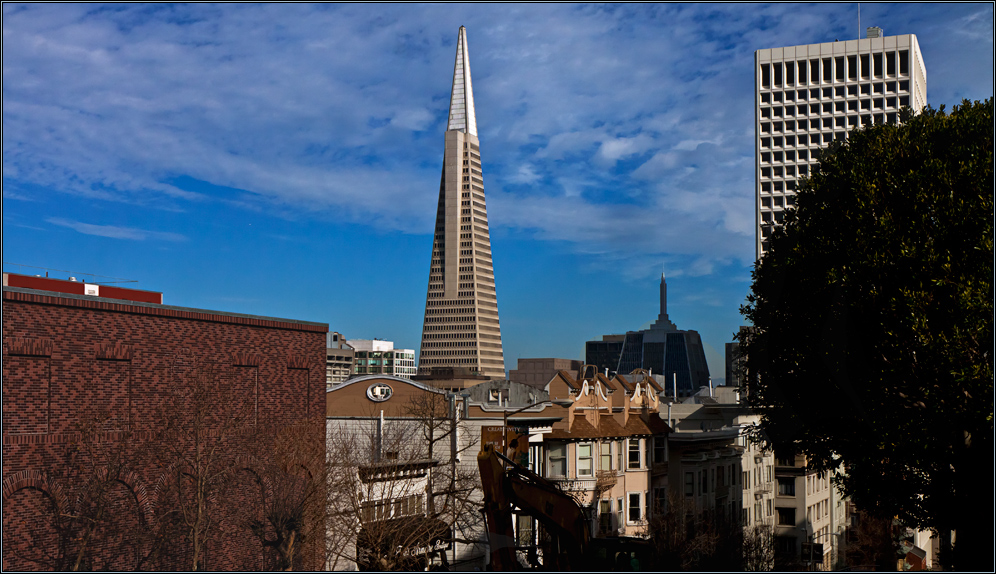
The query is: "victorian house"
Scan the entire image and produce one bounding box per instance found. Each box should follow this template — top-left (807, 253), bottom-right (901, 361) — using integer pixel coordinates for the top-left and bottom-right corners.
top-left (541, 368), bottom-right (671, 537)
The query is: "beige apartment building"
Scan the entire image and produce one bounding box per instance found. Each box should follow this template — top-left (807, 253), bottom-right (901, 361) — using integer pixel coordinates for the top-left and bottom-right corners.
top-left (771, 452), bottom-right (847, 570)
top-left (663, 387), bottom-right (775, 534)
top-left (541, 370), bottom-right (669, 537)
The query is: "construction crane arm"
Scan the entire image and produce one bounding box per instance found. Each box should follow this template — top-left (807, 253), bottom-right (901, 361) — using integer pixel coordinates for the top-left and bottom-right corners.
top-left (477, 444), bottom-right (590, 570)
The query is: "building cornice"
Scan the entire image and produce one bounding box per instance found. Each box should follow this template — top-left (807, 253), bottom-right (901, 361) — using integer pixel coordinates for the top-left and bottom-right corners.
top-left (3, 287), bottom-right (327, 333)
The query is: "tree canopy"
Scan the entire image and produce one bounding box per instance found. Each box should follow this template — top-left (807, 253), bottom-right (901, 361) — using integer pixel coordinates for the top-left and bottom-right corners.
top-left (740, 99), bottom-right (993, 571)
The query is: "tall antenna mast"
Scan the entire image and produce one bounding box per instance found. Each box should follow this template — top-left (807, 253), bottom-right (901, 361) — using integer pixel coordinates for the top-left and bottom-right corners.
top-left (858, 3), bottom-right (861, 39)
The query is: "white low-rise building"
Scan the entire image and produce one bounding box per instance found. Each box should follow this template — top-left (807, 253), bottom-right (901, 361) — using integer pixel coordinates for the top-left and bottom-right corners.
top-left (349, 339), bottom-right (417, 379)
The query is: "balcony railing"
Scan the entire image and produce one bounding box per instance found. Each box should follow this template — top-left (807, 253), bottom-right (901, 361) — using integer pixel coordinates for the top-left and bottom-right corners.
top-left (551, 478), bottom-right (596, 492)
top-left (595, 471), bottom-right (617, 494)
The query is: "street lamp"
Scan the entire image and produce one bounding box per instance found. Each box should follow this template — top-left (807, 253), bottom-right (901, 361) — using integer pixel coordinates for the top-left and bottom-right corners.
top-left (502, 397), bottom-right (574, 467)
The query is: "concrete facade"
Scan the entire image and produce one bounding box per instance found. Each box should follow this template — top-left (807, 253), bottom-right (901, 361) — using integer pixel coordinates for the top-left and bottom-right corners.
top-left (327, 332), bottom-right (355, 389)
top-left (661, 387), bottom-right (774, 534)
top-left (419, 26), bottom-right (506, 378)
top-left (754, 32), bottom-right (927, 258)
top-left (770, 452), bottom-right (847, 570)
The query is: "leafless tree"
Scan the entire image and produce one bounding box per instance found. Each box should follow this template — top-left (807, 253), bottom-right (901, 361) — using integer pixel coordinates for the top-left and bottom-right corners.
top-left (403, 391), bottom-right (484, 558)
top-left (845, 509), bottom-right (898, 571)
top-left (2, 412), bottom-right (147, 571)
top-left (742, 524), bottom-right (775, 571)
top-left (5, 356), bottom-right (326, 573)
top-left (641, 491), bottom-right (759, 571)
top-left (324, 392), bottom-right (484, 571)
top-left (325, 418), bottom-right (446, 570)
top-left (145, 358), bottom-right (256, 571)
top-left (246, 418), bottom-right (326, 571)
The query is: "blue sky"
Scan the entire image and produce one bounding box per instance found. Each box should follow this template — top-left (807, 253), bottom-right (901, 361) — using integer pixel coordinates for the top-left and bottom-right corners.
top-left (3, 3), bottom-right (993, 382)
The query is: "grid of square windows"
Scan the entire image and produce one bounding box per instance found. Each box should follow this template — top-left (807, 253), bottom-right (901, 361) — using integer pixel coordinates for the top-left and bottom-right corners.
top-left (755, 38), bottom-right (925, 257)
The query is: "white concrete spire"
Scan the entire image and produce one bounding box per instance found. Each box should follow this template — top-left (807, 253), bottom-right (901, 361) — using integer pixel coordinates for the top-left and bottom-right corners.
top-left (446, 26), bottom-right (477, 136)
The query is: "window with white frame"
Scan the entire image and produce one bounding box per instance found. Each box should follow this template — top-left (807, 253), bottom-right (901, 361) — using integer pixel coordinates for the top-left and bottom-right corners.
top-left (600, 442), bottom-right (612, 471)
top-left (577, 443), bottom-right (593, 477)
top-left (548, 443), bottom-right (566, 477)
top-left (628, 492), bottom-right (643, 523)
top-left (628, 439), bottom-right (641, 469)
top-left (599, 499), bottom-right (612, 533)
top-left (516, 514), bottom-right (533, 547)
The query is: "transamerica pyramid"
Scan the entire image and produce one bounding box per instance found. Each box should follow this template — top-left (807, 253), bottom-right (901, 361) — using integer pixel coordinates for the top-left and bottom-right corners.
top-left (418, 26), bottom-right (505, 378)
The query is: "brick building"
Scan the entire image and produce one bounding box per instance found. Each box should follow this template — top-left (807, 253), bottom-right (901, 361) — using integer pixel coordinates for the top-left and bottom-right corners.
top-left (508, 357), bottom-right (583, 390)
top-left (2, 273), bottom-right (327, 570)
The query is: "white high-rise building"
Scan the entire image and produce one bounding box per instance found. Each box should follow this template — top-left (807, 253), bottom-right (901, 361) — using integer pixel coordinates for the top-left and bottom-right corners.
top-left (754, 31), bottom-right (926, 258)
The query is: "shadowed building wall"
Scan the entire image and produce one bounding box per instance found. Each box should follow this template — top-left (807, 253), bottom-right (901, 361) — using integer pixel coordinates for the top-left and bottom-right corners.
top-left (2, 275), bottom-right (326, 571)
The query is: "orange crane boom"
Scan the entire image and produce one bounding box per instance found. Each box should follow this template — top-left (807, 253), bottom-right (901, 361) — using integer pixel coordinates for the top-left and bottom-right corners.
top-left (477, 444), bottom-right (591, 570)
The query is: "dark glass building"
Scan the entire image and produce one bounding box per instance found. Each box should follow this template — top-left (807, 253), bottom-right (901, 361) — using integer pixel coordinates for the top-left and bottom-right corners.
top-left (584, 274), bottom-right (710, 397)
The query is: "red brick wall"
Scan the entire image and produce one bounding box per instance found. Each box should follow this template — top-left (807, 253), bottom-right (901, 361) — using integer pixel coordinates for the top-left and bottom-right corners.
top-left (2, 288), bottom-right (327, 571)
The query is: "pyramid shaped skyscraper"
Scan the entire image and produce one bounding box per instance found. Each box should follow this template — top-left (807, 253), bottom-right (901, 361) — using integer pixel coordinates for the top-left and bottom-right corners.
top-left (418, 27), bottom-right (505, 378)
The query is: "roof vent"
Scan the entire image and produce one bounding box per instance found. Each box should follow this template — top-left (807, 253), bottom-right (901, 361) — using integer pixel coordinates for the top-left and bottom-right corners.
top-left (866, 26), bottom-right (883, 39)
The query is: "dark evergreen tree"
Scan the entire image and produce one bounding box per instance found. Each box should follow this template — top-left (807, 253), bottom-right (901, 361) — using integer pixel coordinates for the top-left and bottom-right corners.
top-left (740, 100), bottom-right (993, 572)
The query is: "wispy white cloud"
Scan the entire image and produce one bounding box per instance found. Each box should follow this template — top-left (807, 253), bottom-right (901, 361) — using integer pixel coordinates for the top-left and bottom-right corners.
top-left (3, 3), bottom-right (992, 277)
top-left (507, 164), bottom-right (541, 185)
top-left (46, 217), bottom-right (187, 242)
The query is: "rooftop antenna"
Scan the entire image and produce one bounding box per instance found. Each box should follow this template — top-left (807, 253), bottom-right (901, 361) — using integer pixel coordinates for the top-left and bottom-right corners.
top-left (858, 3), bottom-right (861, 39)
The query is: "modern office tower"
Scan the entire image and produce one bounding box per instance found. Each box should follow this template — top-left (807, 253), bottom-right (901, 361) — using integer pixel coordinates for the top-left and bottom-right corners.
top-left (754, 30), bottom-right (926, 258)
top-left (418, 27), bottom-right (506, 378)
